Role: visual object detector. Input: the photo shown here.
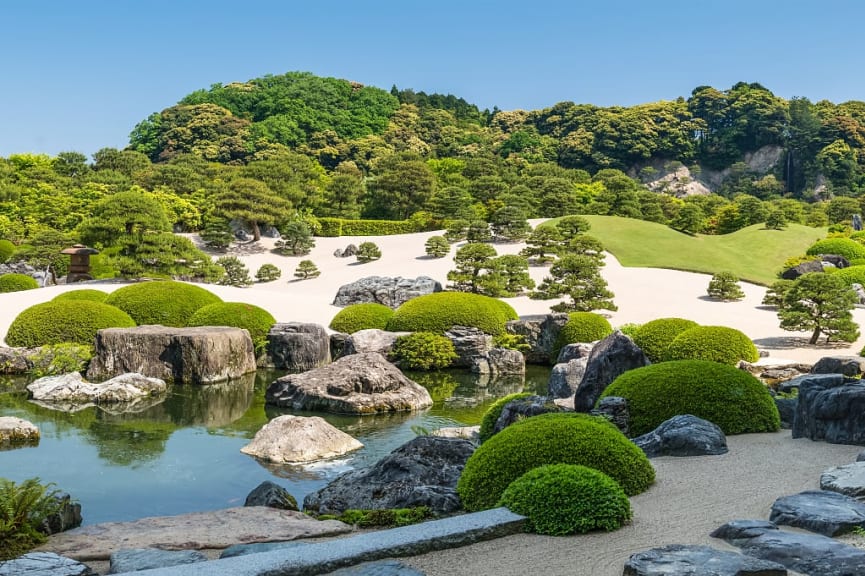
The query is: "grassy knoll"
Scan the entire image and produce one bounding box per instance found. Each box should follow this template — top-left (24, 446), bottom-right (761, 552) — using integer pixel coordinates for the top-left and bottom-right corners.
top-left (569, 216), bottom-right (827, 286)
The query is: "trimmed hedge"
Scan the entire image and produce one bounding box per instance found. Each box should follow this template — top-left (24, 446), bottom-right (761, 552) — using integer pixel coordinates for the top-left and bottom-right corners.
top-left (457, 413), bottom-right (655, 511)
top-left (392, 332), bottom-right (457, 370)
top-left (834, 265), bottom-right (865, 287)
top-left (187, 302), bottom-right (275, 354)
top-left (329, 303), bottom-right (395, 334)
top-left (52, 289), bottom-right (109, 303)
top-left (316, 218), bottom-right (418, 237)
top-left (599, 360), bottom-right (781, 436)
top-left (386, 292), bottom-right (518, 336)
top-left (478, 392), bottom-right (533, 443)
top-left (0, 239), bottom-right (14, 263)
top-left (632, 317), bottom-right (699, 362)
top-left (498, 464), bottom-right (631, 535)
top-left (553, 312), bottom-right (613, 360)
top-left (0, 273), bottom-right (39, 293)
top-left (104, 281), bottom-right (222, 327)
top-left (5, 300), bottom-right (136, 348)
top-left (666, 325), bottom-right (759, 365)
top-left (806, 238), bottom-right (865, 261)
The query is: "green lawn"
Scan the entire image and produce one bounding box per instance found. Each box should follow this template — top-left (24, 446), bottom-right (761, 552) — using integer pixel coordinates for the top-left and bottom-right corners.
top-left (561, 216), bottom-right (827, 286)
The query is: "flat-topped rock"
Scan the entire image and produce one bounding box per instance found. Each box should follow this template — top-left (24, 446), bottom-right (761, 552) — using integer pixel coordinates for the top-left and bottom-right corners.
top-left (769, 490), bottom-right (865, 536)
top-left (0, 415), bottom-right (39, 446)
top-left (0, 346), bottom-right (36, 374)
top-left (623, 544), bottom-right (787, 575)
top-left (265, 323), bottom-right (330, 371)
top-left (27, 372), bottom-right (166, 404)
top-left (812, 356), bottom-right (865, 377)
top-left (0, 552), bottom-right (93, 576)
top-left (108, 549), bottom-right (208, 574)
top-left (634, 414), bottom-right (728, 458)
top-left (822, 462), bottom-right (865, 499)
top-left (792, 375), bottom-right (865, 444)
top-left (241, 415), bottom-right (363, 463)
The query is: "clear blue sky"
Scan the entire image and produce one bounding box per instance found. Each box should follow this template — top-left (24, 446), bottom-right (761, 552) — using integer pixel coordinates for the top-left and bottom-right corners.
top-left (3, 0), bottom-right (864, 158)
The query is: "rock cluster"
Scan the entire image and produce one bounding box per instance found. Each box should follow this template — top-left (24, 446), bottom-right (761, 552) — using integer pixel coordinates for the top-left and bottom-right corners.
top-left (332, 275), bottom-right (441, 308)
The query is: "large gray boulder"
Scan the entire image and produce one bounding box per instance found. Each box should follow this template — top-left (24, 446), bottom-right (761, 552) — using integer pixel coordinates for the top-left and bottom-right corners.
top-left (623, 544), bottom-right (787, 576)
top-left (548, 358), bottom-right (587, 398)
top-left (781, 259), bottom-right (824, 280)
top-left (471, 348), bottom-right (525, 376)
top-left (770, 490), bottom-right (865, 536)
top-left (303, 436), bottom-right (475, 515)
top-left (332, 276), bottom-right (442, 308)
top-left (343, 329), bottom-right (410, 357)
top-left (241, 415), bottom-right (363, 463)
top-left (0, 552), bottom-right (93, 576)
top-left (108, 549), bottom-right (207, 574)
top-left (812, 355), bottom-right (865, 377)
top-left (87, 325), bottom-right (256, 384)
top-left (574, 331), bottom-right (650, 412)
top-left (445, 326), bottom-right (493, 368)
top-left (265, 323), bottom-right (330, 371)
top-left (27, 372), bottom-right (167, 404)
top-left (791, 373), bottom-right (865, 444)
top-left (505, 313), bottom-right (569, 364)
top-left (265, 352), bottom-right (433, 414)
top-left (633, 415), bottom-right (728, 458)
top-left (0, 416), bottom-right (39, 446)
top-left (0, 346), bottom-right (36, 374)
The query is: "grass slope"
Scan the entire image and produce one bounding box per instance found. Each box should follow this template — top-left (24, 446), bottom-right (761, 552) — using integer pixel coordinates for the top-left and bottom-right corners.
top-left (574, 216), bottom-right (826, 286)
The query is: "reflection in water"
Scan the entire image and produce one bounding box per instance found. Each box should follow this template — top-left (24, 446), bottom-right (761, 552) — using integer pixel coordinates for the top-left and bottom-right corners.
top-left (29, 393), bottom-right (168, 416)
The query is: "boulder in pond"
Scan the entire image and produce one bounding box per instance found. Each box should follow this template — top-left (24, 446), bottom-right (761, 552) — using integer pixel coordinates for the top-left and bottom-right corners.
top-left (265, 322), bottom-right (330, 371)
top-left (343, 329), bottom-right (410, 357)
top-left (0, 416), bottom-right (39, 447)
top-left (505, 313), bottom-right (569, 365)
top-left (27, 372), bottom-right (166, 404)
top-left (241, 415), bottom-right (363, 463)
top-left (244, 481), bottom-right (299, 511)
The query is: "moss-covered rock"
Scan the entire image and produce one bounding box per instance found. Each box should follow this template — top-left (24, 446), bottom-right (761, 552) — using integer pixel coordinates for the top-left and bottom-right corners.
top-left (0, 273), bottom-right (38, 293)
top-left (329, 303), bottom-right (395, 334)
top-left (187, 302), bottom-right (275, 354)
top-left (665, 325), bottom-right (759, 365)
top-left (52, 289), bottom-right (109, 303)
top-left (104, 281), bottom-right (221, 327)
top-left (5, 300), bottom-right (136, 348)
top-left (631, 317), bottom-right (699, 362)
top-left (478, 392), bottom-right (533, 443)
top-left (386, 292), bottom-right (517, 336)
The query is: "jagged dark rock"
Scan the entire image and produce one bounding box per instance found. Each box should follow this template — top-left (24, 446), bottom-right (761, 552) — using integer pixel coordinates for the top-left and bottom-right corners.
top-left (265, 322), bottom-right (330, 371)
top-left (574, 331), bottom-right (650, 412)
top-left (811, 356), bottom-right (865, 377)
top-left (505, 313), bottom-right (569, 365)
top-left (493, 395), bottom-right (562, 436)
top-left (792, 374), bottom-right (865, 444)
top-left (623, 544), bottom-right (786, 576)
top-left (244, 481), bottom-right (299, 511)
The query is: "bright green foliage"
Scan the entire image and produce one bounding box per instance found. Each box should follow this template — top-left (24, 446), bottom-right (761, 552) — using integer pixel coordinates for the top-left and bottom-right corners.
top-left (275, 221), bottom-right (315, 255)
top-left (386, 292), bottom-right (518, 336)
top-left (498, 464), bottom-right (631, 535)
top-left (600, 360), bottom-right (781, 436)
top-left (666, 325), bottom-right (759, 364)
top-left (457, 413), bottom-right (655, 511)
top-left (5, 300), bottom-right (136, 348)
top-left (553, 312), bottom-right (614, 360)
top-left (520, 225), bottom-right (562, 264)
top-left (187, 301), bottom-right (275, 355)
top-left (0, 477), bottom-right (64, 560)
top-left (806, 238), bottom-right (865, 261)
top-left (255, 263), bottom-right (281, 283)
top-left (478, 392), bottom-right (533, 443)
top-left (707, 271), bottom-right (745, 301)
top-left (316, 218), bottom-right (420, 237)
top-left (392, 332), bottom-right (458, 370)
top-left (215, 256), bottom-right (253, 287)
top-left (532, 254), bottom-right (617, 313)
top-left (0, 239), bottom-right (14, 262)
top-left (27, 343), bottom-right (92, 378)
top-left (333, 507), bottom-right (432, 528)
top-left (492, 333), bottom-right (531, 353)
top-left (833, 265), bottom-right (865, 287)
top-left (616, 323), bottom-right (642, 338)
top-left (52, 289), bottom-right (109, 303)
top-left (632, 317), bottom-right (699, 362)
top-left (778, 272), bottom-right (860, 345)
top-left (0, 273), bottom-right (39, 293)
top-left (356, 241), bottom-right (382, 263)
top-left (77, 189), bottom-right (171, 248)
top-left (329, 303), bottom-right (394, 333)
top-left (765, 209), bottom-right (787, 230)
top-left (294, 260), bottom-right (320, 279)
top-left (762, 279), bottom-right (795, 307)
top-left (104, 280), bottom-right (222, 327)
top-left (424, 235), bottom-right (450, 258)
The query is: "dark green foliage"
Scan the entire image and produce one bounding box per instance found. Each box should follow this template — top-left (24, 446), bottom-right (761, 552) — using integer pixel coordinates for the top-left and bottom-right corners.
top-left (806, 238), bottom-right (865, 261)
top-left (555, 215), bottom-right (591, 240)
top-left (52, 289), bottom-right (109, 303)
top-left (457, 413), bottom-right (655, 511)
top-left (386, 292), bottom-right (518, 336)
top-left (553, 312), bottom-right (614, 360)
top-left (666, 325), bottom-right (759, 364)
top-left (448, 243), bottom-right (500, 295)
top-left (778, 272), bottom-right (860, 344)
top-left (356, 241), bottom-right (382, 263)
top-left (632, 317), bottom-right (699, 362)
top-left (765, 209), bottom-right (787, 230)
top-left (333, 506), bottom-right (432, 528)
top-left (0, 273), bottom-right (39, 293)
top-left (0, 477), bottom-right (64, 560)
top-left (495, 255), bottom-right (535, 296)
top-left (329, 303), bottom-right (394, 333)
top-left (600, 360), bottom-right (781, 436)
top-left (707, 271), bottom-right (745, 301)
top-left (255, 263), bottom-right (281, 283)
top-left (424, 235), bottom-right (450, 258)
top-left (0, 239), bottom-right (14, 263)
top-left (187, 301), bottom-right (275, 355)
top-left (392, 332), bottom-right (458, 370)
top-left (275, 221), bottom-right (315, 255)
top-left (443, 219), bottom-right (470, 243)
top-left (520, 225), bottom-right (562, 264)
top-left (532, 254), bottom-right (617, 313)
top-left (490, 206), bottom-right (531, 242)
top-left (294, 260), bottom-right (320, 279)
top-left (77, 189), bottom-right (171, 248)
top-left (498, 464), bottom-right (631, 535)
top-left (762, 279), bottom-right (794, 307)
top-left (215, 255), bottom-right (253, 287)
top-left (466, 220), bottom-right (492, 243)
top-left (27, 343), bottom-right (92, 378)
top-left (104, 280), bottom-right (222, 327)
top-left (105, 232), bottom-right (223, 281)
top-left (199, 212), bottom-right (233, 250)
top-left (478, 392), bottom-right (533, 443)
top-left (6, 300), bottom-right (136, 348)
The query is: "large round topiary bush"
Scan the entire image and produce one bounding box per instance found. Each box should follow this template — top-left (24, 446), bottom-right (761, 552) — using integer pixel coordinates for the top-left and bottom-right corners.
top-left (498, 464), bottom-right (631, 535)
top-left (104, 281), bottom-right (222, 327)
top-left (457, 413), bottom-right (654, 511)
top-left (478, 392), bottom-right (533, 443)
top-left (52, 289), bottom-right (109, 303)
top-left (599, 360), bottom-right (780, 436)
top-left (806, 238), bottom-right (865, 261)
top-left (386, 292), bottom-right (518, 336)
top-left (0, 239), bottom-right (15, 263)
top-left (5, 300), bottom-right (136, 348)
top-left (666, 325), bottom-right (759, 365)
top-left (329, 303), bottom-right (395, 334)
top-left (187, 301), bottom-right (276, 354)
top-left (553, 312), bottom-right (613, 359)
top-left (0, 273), bottom-right (39, 293)
top-left (833, 265), bottom-right (865, 287)
top-left (632, 317), bottom-right (699, 362)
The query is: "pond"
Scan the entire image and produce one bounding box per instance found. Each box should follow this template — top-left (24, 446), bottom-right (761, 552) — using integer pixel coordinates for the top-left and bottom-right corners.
top-left (0, 366), bottom-right (551, 525)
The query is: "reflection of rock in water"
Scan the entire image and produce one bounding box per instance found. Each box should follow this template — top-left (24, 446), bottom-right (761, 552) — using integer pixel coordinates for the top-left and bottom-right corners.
top-left (251, 456), bottom-right (355, 482)
top-left (167, 374), bottom-right (256, 427)
top-left (29, 393), bottom-right (168, 416)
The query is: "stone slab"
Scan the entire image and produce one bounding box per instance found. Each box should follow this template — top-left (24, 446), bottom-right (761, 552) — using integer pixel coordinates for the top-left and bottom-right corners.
top-left (821, 462), bottom-right (865, 499)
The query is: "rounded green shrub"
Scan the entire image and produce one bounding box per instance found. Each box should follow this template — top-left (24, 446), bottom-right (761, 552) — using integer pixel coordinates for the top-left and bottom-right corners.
top-left (104, 281), bottom-right (222, 327)
top-left (666, 325), bottom-right (759, 365)
top-left (386, 292), bottom-right (518, 336)
top-left (553, 312), bottom-right (613, 359)
top-left (187, 301), bottom-right (276, 354)
top-left (255, 263), bottom-right (281, 283)
top-left (0, 273), bottom-right (39, 293)
top-left (5, 300), bottom-right (136, 348)
top-left (806, 238), bottom-right (865, 261)
top-left (632, 317), bottom-right (699, 362)
top-left (478, 392), bottom-right (533, 443)
top-left (457, 413), bottom-right (654, 511)
top-left (329, 303), bottom-right (395, 334)
top-left (392, 332), bottom-right (457, 370)
top-left (52, 289), bottom-right (109, 303)
top-left (600, 360), bottom-right (780, 436)
top-left (0, 239), bottom-right (15, 263)
top-left (498, 464), bottom-right (631, 535)
top-left (833, 265), bottom-right (865, 287)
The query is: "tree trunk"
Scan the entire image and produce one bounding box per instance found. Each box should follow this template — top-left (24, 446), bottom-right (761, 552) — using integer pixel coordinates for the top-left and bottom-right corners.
top-left (251, 221), bottom-right (261, 241)
top-left (809, 326), bottom-right (821, 345)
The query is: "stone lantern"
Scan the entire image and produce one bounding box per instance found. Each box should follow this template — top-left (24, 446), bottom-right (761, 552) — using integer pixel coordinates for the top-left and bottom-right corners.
top-left (61, 244), bottom-right (99, 283)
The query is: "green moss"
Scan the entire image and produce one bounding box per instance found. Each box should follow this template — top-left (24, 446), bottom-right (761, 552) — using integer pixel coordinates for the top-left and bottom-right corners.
top-left (5, 300), bottom-right (136, 348)
top-left (386, 292), bottom-right (518, 336)
top-left (335, 507), bottom-right (432, 527)
top-left (52, 289), bottom-right (109, 303)
top-left (392, 332), bottom-right (457, 370)
top-left (457, 413), bottom-right (654, 511)
top-left (553, 312), bottom-right (613, 360)
top-left (806, 238), bottom-right (865, 261)
top-left (187, 301), bottom-right (276, 354)
top-left (104, 281), bottom-right (222, 327)
top-left (329, 303), bottom-right (395, 334)
top-left (0, 273), bottom-right (39, 293)
top-left (666, 325), bottom-right (759, 365)
top-left (599, 360), bottom-right (781, 436)
top-left (478, 392), bottom-right (533, 443)
top-left (632, 317), bottom-right (700, 363)
top-left (498, 464), bottom-right (631, 535)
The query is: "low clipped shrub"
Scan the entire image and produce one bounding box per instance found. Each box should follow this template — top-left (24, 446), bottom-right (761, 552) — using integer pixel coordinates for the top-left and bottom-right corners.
top-left (187, 302), bottom-right (276, 355)
top-left (600, 360), bottom-right (781, 436)
top-left (498, 464), bottom-right (631, 535)
top-left (0, 273), bottom-right (38, 293)
top-left (478, 392), bottom-right (533, 443)
top-left (316, 218), bottom-right (418, 237)
top-left (457, 413), bottom-right (655, 511)
top-left (52, 289), bottom-right (109, 303)
top-left (255, 263), bottom-right (281, 283)
top-left (104, 281), bottom-right (222, 327)
top-left (553, 312), bottom-right (613, 359)
top-left (0, 239), bottom-right (14, 263)
top-left (392, 332), bottom-right (457, 370)
top-left (6, 300), bottom-right (136, 348)
top-left (386, 292), bottom-right (518, 336)
top-left (666, 325), bottom-right (759, 365)
top-left (833, 265), bottom-right (865, 287)
top-left (806, 238), bottom-right (865, 262)
top-left (329, 303), bottom-right (394, 334)
top-left (632, 317), bottom-right (699, 363)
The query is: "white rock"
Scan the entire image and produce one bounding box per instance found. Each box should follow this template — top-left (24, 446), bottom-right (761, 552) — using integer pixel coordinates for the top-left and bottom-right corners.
top-left (27, 372), bottom-right (167, 404)
top-left (241, 415), bottom-right (363, 463)
top-left (0, 416), bottom-right (40, 444)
